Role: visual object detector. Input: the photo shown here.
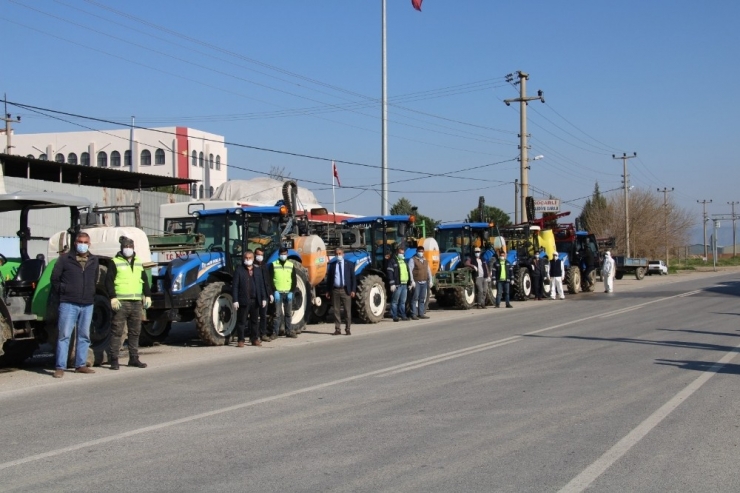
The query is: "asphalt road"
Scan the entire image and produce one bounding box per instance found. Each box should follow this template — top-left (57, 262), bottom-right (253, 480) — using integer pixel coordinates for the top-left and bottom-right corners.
top-left (2, 271), bottom-right (740, 492)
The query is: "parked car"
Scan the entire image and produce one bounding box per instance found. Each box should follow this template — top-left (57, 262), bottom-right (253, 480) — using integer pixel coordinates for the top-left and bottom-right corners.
top-left (647, 260), bottom-right (668, 275)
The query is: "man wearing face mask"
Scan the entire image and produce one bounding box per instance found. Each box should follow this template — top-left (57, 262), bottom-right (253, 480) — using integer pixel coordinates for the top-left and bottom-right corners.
top-left (465, 246), bottom-right (491, 309)
top-left (492, 250), bottom-right (514, 308)
top-left (269, 246), bottom-right (297, 338)
top-left (386, 245), bottom-right (410, 322)
top-left (105, 237), bottom-right (151, 370)
top-left (232, 250), bottom-right (267, 347)
top-left (253, 247), bottom-right (273, 341)
top-left (327, 247), bottom-right (356, 335)
top-left (407, 245), bottom-right (433, 320)
top-left (50, 232), bottom-right (99, 378)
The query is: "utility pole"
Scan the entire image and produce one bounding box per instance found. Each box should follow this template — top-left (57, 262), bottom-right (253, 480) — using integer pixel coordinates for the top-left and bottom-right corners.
top-left (657, 187), bottom-right (674, 267)
top-left (697, 199), bottom-right (712, 259)
top-left (504, 71), bottom-right (544, 223)
top-left (2, 95), bottom-right (21, 154)
top-left (728, 201), bottom-right (738, 257)
top-left (612, 152), bottom-right (637, 257)
top-left (514, 179), bottom-right (519, 224)
top-left (380, 0), bottom-right (389, 215)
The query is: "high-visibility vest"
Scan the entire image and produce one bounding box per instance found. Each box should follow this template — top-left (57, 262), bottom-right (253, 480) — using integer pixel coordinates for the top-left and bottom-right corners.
top-left (398, 256), bottom-right (409, 283)
top-left (113, 255), bottom-right (144, 300)
top-left (499, 260), bottom-right (508, 281)
top-left (272, 260), bottom-right (294, 292)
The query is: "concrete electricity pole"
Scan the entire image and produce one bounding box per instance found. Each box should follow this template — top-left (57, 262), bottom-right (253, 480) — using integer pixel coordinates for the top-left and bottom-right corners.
top-left (658, 187), bottom-right (674, 267)
top-left (2, 95), bottom-right (21, 155)
top-left (380, 0), bottom-right (389, 215)
top-left (514, 179), bottom-right (519, 224)
top-left (697, 199), bottom-right (712, 259)
top-left (612, 152), bottom-right (637, 257)
top-left (729, 201), bottom-right (739, 257)
top-left (504, 71), bottom-right (544, 223)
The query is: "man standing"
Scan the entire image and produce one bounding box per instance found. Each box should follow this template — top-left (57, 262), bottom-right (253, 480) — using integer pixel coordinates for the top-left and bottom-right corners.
top-left (465, 247), bottom-right (491, 309)
top-left (549, 253), bottom-right (566, 300)
top-left (387, 246), bottom-right (410, 321)
top-left (232, 250), bottom-right (267, 347)
top-left (254, 247), bottom-right (273, 341)
top-left (602, 251), bottom-right (615, 293)
top-left (269, 247), bottom-right (297, 338)
top-left (492, 251), bottom-right (514, 308)
top-left (51, 232), bottom-right (98, 378)
top-left (327, 247), bottom-right (356, 335)
top-left (408, 245), bottom-right (433, 320)
top-left (106, 236), bottom-right (150, 370)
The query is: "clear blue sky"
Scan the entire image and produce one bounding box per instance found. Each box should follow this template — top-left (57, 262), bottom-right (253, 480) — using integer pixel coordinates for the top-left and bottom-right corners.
top-left (2, 1), bottom-right (739, 243)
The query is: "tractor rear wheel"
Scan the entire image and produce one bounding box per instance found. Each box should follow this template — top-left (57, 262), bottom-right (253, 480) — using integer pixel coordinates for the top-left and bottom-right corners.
top-left (355, 274), bottom-right (386, 323)
top-left (486, 281), bottom-right (497, 306)
top-left (195, 282), bottom-right (237, 346)
top-left (291, 266), bottom-right (310, 334)
top-left (512, 268), bottom-right (532, 301)
top-left (583, 270), bottom-right (597, 292)
top-left (139, 320), bottom-right (173, 347)
top-left (309, 300), bottom-right (330, 324)
top-left (567, 266), bottom-right (581, 294)
top-left (453, 284), bottom-right (475, 310)
top-left (615, 271), bottom-right (624, 280)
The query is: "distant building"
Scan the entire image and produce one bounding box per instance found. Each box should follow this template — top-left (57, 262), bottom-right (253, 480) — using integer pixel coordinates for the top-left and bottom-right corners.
top-left (9, 127), bottom-right (226, 199)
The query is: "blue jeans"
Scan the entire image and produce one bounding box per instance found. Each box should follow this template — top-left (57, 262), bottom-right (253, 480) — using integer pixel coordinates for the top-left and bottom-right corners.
top-left (56, 302), bottom-right (94, 370)
top-left (273, 291), bottom-right (293, 335)
top-left (496, 281), bottom-right (510, 306)
top-left (411, 282), bottom-right (428, 317)
top-left (390, 285), bottom-right (408, 319)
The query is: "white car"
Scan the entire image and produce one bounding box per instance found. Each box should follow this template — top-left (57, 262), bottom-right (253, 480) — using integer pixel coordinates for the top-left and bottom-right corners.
top-left (647, 260), bottom-right (668, 275)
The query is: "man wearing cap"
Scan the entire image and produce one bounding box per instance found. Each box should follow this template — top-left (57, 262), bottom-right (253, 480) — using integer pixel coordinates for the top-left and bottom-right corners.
top-left (492, 250), bottom-right (514, 308)
top-left (407, 245), bottom-right (433, 320)
top-left (387, 245), bottom-right (410, 321)
top-left (105, 236), bottom-right (151, 369)
top-left (269, 246), bottom-right (297, 338)
top-left (465, 246), bottom-right (491, 309)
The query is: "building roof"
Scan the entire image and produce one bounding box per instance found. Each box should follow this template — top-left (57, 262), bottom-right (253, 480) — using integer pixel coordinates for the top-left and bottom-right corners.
top-left (0, 153), bottom-right (197, 190)
top-left (0, 191), bottom-right (92, 212)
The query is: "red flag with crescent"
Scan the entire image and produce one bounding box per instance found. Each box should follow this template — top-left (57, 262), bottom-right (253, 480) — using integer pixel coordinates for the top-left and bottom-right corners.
top-left (412, 0), bottom-right (423, 12)
top-left (333, 161), bottom-right (341, 187)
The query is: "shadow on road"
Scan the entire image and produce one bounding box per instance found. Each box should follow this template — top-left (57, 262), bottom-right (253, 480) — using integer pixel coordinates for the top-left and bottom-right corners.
top-left (657, 328), bottom-right (740, 338)
top-left (701, 281), bottom-right (740, 298)
top-left (655, 358), bottom-right (740, 375)
top-left (525, 333), bottom-right (739, 353)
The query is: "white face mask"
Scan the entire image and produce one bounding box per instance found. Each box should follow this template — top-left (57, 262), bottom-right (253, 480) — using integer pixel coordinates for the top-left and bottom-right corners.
top-left (76, 243), bottom-right (89, 254)
top-left (336, 255), bottom-right (344, 261)
top-left (244, 259), bottom-right (254, 266)
top-left (475, 252), bottom-right (481, 257)
top-left (279, 255), bottom-right (288, 262)
top-left (255, 255), bottom-right (264, 262)
top-left (416, 252), bottom-right (424, 258)
top-left (122, 248), bottom-right (134, 258)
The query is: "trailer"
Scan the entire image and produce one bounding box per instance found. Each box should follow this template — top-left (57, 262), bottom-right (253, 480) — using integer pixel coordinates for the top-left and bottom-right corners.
top-left (613, 256), bottom-right (649, 280)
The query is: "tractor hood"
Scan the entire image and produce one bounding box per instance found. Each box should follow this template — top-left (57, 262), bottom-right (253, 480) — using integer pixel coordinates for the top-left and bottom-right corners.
top-left (439, 251), bottom-right (461, 272)
top-left (164, 251), bottom-right (226, 294)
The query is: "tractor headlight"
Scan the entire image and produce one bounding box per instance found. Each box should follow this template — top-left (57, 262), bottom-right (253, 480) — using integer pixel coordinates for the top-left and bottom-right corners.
top-left (171, 272), bottom-right (184, 292)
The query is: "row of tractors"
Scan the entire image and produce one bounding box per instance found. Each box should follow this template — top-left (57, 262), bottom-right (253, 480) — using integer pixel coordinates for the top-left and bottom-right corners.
top-left (0, 185), bottom-right (611, 365)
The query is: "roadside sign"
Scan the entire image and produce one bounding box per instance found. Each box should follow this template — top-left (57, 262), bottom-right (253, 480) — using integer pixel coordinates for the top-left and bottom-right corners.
top-left (534, 199), bottom-right (560, 213)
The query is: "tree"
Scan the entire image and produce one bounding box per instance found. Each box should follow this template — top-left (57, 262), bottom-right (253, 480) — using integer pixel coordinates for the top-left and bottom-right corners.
top-left (466, 205), bottom-right (511, 227)
top-left (579, 182), bottom-right (608, 232)
top-left (268, 166), bottom-right (290, 181)
top-left (390, 197), bottom-right (438, 237)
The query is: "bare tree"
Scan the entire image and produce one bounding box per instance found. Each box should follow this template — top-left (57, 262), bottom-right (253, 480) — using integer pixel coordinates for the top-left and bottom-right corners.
top-left (268, 166), bottom-right (290, 181)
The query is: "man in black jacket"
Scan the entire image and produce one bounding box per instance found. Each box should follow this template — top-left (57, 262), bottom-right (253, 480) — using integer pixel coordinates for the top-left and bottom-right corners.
top-left (50, 232), bottom-right (98, 378)
top-left (491, 251), bottom-right (514, 308)
top-left (327, 247), bottom-right (356, 335)
top-left (232, 250), bottom-right (268, 347)
top-left (465, 247), bottom-right (491, 309)
top-left (254, 247), bottom-right (273, 341)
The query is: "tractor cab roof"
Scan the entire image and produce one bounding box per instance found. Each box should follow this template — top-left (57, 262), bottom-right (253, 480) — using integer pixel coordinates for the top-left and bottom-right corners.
top-left (344, 215), bottom-right (411, 225)
top-left (196, 205), bottom-right (285, 217)
top-left (436, 222), bottom-right (492, 230)
top-left (0, 191), bottom-right (91, 213)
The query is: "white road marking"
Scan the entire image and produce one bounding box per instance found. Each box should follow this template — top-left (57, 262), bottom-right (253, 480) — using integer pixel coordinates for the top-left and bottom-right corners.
top-left (0, 288), bottom-right (704, 472)
top-left (558, 341), bottom-right (740, 493)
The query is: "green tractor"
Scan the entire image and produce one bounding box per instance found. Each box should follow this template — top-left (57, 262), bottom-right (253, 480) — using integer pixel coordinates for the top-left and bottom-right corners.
top-left (0, 191), bottom-right (112, 366)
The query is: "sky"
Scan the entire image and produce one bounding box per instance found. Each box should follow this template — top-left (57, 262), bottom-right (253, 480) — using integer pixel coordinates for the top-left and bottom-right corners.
top-left (2, 0), bottom-right (740, 244)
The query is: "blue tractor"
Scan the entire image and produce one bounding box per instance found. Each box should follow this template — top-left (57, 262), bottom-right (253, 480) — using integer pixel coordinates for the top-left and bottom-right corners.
top-left (433, 222), bottom-right (498, 309)
top-left (149, 203), bottom-right (318, 346)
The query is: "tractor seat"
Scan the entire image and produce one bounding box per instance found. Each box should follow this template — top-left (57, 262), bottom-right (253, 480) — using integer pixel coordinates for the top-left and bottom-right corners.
top-left (5, 258), bottom-right (45, 290)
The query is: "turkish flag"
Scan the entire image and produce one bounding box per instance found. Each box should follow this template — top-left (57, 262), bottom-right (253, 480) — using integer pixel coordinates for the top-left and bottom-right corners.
top-left (333, 161), bottom-right (341, 187)
top-left (412, 0), bottom-right (423, 11)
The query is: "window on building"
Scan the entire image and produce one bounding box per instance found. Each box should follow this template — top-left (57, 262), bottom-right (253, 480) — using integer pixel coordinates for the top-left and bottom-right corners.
top-left (191, 150), bottom-right (197, 167)
top-left (111, 151), bottom-right (121, 167)
top-left (209, 186), bottom-right (214, 198)
top-left (67, 153), bottom-right (78, 165)
top-left (140, 149), bottom-right (152, 166)
top-left (81, 152), bottom-right (90, 166)
top-left (198, 152), bottom-right (204, 168)
top-left (191, 184), bottom-right (198, 198)
top-left (55, 153), bottom-right (65, 163)
top-left (199, 185), bottom-right (204, 198)
top-left (39, 154), bottom-right (48, 161)
top-left (26, 154), bottom-right (34, 159)
top-left (97, 151), bottom-right (108, 167)
top-left (216, 155), bottom-right (221, 170)
top-left (124, 150), bottom-right (131, 167)
top-left (209, 153), bottom-right (214, 169)
top-left (155, 148), bottom-right (165, 165)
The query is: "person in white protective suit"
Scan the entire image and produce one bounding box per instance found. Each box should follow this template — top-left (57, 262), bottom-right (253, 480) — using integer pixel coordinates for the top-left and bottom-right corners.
top-left (602, 251), bottom-right (615, 293)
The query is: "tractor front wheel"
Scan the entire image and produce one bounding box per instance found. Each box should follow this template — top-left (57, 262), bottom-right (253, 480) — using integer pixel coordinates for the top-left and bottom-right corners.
top-left (195, 282), bottom-right (237, 346)
top-left (453, 284), bottom-right (475, 309)
top-left (567, 266), bottom-right (581, 294)
top-left (355, 275), bottom-right (386, 323)
top-left (512, 268), bottom-right (532, 301)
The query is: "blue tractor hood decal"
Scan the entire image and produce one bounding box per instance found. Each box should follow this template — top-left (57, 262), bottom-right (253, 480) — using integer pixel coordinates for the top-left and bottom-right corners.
top-left (439, 251), bottom-right (460, 271)
top-left (167, 251), bottom-right (226, 293)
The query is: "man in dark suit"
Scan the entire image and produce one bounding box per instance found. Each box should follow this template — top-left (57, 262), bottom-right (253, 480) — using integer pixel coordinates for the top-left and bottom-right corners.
top-left (232, 250), bottom-right (268, 347)
top-left (326, 247), bottom-right (356, 335)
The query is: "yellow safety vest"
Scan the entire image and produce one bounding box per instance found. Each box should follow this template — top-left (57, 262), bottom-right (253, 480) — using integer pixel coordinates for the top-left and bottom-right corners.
top-left (272, 260), bottom-right (294, 292)
top-left (113, 255), bottom-right (144, 300)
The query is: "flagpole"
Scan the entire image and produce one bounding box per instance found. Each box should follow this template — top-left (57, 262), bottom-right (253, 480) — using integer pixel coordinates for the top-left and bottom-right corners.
top-left (381, 0), bottom-right (389, 215)
top-left (332, 161), bottom-right (336, 214)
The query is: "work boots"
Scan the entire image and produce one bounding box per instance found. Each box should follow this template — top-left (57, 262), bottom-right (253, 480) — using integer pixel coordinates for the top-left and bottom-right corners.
top-left (127, 356), bottom-right (148, 368)
top-left (109, 357), bottom-right (120, 370)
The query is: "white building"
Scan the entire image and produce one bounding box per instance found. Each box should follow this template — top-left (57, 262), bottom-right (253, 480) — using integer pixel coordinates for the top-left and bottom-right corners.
top-left (10, 126), bottom-right (227, 199)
